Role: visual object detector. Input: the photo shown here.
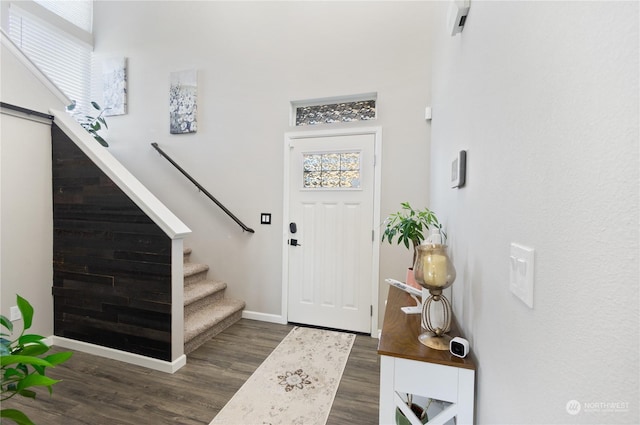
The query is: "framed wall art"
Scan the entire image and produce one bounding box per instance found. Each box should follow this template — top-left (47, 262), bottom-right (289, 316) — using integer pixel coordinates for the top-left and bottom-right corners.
top-left (169, 69), bottom-right (197, 134)
top-left (102, 57), bottom-right (127, 116)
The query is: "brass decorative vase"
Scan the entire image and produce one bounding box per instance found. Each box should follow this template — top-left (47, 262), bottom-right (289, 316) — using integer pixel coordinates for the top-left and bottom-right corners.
top-left (413, 244), bottom-right (456, 350)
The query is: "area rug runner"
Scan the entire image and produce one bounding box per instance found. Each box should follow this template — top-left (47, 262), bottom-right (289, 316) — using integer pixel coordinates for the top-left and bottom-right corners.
top-left (210, 326), bottom-right (355, 425)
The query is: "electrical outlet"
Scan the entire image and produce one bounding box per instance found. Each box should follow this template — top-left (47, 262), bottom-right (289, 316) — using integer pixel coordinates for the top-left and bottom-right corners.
top-left (10, 306), bottom-right (21, 321)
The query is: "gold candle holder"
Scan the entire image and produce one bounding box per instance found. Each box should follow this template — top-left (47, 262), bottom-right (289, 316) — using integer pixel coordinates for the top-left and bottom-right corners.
top-left (413, 244), bottom-right (456, 350)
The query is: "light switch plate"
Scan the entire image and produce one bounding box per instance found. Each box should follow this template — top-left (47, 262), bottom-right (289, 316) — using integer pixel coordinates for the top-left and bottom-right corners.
top-left (451, 150), bottom-right (466, 188)
top-left (509, 243), bottom-right (534, 308)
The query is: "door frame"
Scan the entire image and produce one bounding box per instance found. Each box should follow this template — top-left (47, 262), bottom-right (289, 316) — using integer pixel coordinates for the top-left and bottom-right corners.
top-left (282, 126), bottom-right (382, 337)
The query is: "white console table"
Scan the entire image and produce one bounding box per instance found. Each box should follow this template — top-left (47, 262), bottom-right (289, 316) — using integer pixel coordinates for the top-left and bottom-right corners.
top-left (378, 286), bottom-right (476, 425)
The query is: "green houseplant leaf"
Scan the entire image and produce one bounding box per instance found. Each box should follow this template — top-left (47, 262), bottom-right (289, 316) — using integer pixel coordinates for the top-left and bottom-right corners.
top-left (1, 295), bottom-right (72, 424)
top-left (382, 202), bottom-right (445, 267)
top-left (66, 101), bottom-right (110, 147)
top-left (43, 352), bottom-right (73, 367)
top-left (0, 316), bottom-right (12, 334)
top-left (93, 134), bottom-right (109, 147)
top-left (16, 373), bottom-right (60, 391)
top-left (0, 408), bottom-right (36, 425)
top-left (12, 344), bottom-right (49, 358)
top-left (16, 296), bottom-right (33, 331)
top-left (17, 389), bottom-right (37, 399)
top-left (1, 355), bottom-right (53, 369)
top-left (17, 335), bottom-right (45, 345)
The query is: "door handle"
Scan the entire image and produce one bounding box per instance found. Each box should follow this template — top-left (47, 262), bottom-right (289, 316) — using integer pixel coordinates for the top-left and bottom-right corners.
top-left (289, 239), bottom-right (301, 247)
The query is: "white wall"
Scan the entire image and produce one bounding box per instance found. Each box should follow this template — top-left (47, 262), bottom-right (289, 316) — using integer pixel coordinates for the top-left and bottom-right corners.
top-left (0, 36), bottom-right (67, 336)
top-left (92, 1), bottom-right (436, 325)
top-left (0, 115), bottom-right (54, 337)
top-left (429, 1), bottom-right (639, 423)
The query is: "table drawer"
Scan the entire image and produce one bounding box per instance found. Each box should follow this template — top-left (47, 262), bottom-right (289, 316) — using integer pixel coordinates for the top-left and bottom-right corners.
top-left (393, 357), bottom-right (459, 402)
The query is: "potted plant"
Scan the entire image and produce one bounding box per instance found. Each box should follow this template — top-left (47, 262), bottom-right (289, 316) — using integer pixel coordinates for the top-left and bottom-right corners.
top-left (66, 101), bottom-right (109, 147)
top-left (382, 202), bottom-right (445, 288)
top-left (1, 295), bottom-right (72, 425)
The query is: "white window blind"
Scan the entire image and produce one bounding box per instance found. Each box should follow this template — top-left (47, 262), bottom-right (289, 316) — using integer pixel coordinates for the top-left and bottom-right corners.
top-left (34, 0), bottom-right (93, 32)
top-left (8, 1), bottom-right (93, 112)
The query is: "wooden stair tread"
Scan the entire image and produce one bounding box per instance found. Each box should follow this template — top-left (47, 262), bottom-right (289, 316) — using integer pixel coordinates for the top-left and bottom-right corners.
top-left (184, 280), bottom-right (227, 306)
top-left (184, 298), bottom-right (245, 342)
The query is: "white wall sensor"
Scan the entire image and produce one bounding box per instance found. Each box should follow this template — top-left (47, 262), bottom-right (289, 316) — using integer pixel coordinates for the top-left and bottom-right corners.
top-left (447, 0), bottom-right (470, 36)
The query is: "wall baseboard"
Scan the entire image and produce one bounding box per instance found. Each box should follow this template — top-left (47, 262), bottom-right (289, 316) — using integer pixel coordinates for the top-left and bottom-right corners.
top-left (51, 336), bottom-right (186, 374)
top-left (242, 310), bottom-right (287, 325)
top-left (241, 311), bottom-right (380, 338)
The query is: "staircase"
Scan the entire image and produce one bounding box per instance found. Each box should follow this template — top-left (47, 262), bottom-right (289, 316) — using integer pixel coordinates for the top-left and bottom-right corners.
top-left (183, 248), bottom-right (245, 355)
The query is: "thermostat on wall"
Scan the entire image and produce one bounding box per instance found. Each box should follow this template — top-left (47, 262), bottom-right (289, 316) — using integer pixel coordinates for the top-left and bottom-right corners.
top-left (451, 150), bottom-right (467, 188)
top-left (447, 0), bottom-right (470, 36)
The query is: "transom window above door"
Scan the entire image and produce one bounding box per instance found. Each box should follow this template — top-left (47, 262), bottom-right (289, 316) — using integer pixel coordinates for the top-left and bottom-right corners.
top-left (291, 93), bottom-right (377, 127)
top-left (303, 151), bottom-right (361, 189)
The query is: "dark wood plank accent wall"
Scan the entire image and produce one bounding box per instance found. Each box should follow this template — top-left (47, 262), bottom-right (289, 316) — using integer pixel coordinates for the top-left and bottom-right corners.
top-left (51, 124), bottom-right (173, 361)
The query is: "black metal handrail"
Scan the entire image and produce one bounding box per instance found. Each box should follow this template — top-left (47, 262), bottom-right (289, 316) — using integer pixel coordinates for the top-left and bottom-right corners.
top-left (151, 142), bottom-right (255, 233)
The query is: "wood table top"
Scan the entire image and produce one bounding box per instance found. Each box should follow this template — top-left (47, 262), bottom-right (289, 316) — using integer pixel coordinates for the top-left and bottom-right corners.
top-left (377, 286), bottom-right (476, 370)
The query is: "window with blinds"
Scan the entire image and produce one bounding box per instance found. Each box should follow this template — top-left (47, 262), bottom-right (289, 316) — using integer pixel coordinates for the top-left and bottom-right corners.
top-left (8, 1), bottom-right (93, 113)
top-left (33, 0), bottom-right (93, 32)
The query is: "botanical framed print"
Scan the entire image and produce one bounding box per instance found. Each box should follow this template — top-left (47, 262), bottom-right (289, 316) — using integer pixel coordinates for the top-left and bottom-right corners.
top-left (103, 57), bottom-right (127, 116)
top-left (169, 69), bottom-right (197, 134)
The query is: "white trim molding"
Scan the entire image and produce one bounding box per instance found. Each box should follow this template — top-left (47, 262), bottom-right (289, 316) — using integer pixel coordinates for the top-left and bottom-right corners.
top-left (242, 310), bottom-right (287, 325)
top-left (51, 336), bottom-right (187, 374)
top-left (171, 239), bottom-right (185, 361)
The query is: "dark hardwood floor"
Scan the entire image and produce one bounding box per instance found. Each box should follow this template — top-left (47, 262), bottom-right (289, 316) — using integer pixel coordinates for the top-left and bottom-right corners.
top-left (4, 319), bottom-right (380, 424)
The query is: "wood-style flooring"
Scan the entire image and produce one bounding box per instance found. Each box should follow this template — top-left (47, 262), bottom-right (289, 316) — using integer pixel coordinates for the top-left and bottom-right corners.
top-left (3, 319), bottom-right (380, 424)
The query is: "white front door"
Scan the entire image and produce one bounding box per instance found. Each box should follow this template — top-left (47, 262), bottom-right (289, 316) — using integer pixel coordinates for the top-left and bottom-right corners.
top-left (285, 130), bottom-right (378, 333)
